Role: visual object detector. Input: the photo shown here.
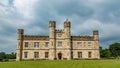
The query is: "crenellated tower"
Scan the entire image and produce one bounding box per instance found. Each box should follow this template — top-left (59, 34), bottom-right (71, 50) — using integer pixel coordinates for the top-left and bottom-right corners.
top-left (93, 30), bottom-right (99, 41)
top-left (49, 21), bottom-right (56, 60)
top-left (16, 29), bottom-right (24, 61)
top-left (64, 19), bottom-right (71, 60)
top-left (64, 19), bottom-right (71, 38)
top-left (93, 30), bottom-right (100, 58)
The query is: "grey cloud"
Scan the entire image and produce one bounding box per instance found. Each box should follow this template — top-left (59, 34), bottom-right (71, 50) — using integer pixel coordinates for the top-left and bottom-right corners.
top-left (92, 0), bottom-right (120, 23)
top-left (0, 0), bottom-right (120, 53)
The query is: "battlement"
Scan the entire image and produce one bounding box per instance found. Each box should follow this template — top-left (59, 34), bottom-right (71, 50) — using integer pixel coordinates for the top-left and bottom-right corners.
top-left (49, 21), bottom-right (56, 27)
top-left (93, 30), bottom-right (98, 35)
top-left (23, 35), bottom-right (49, 40)
top-left (64, 19), bottom-right (71, 28)
top-left (18, 29), bottom-right (24, 34)
top-left (55, 29), bottom-right (64, 33)
top-left (71, 36), bottom-right (94, 41)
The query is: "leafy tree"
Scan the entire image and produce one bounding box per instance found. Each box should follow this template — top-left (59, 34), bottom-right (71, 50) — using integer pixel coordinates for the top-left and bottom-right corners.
top-left (6, 52), bottom-right (16, 59)
top-left (100, 47), bottom-right (111, 58)
top-left (109, 43), bottom-right (120, 57)
top-left (0, 52), bottom-right (6, 61)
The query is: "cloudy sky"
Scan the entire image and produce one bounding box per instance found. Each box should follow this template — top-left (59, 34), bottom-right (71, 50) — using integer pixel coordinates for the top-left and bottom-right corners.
top-left (0, 0), bottom-right (120, 53)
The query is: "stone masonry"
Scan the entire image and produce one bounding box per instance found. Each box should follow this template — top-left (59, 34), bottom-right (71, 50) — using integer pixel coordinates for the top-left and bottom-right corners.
top-left (16, 20), bottom-right (100, 61)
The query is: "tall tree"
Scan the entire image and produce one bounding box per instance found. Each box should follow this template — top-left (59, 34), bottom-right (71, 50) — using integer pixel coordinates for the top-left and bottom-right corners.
top-left (109, 43), bottom-right (120, 57)
top-left (0, 52), bottom-right (6, 61)
top-left (6, 52), bottom-right (16, 59)
top-left (100, 46), bottom-right (111, 58)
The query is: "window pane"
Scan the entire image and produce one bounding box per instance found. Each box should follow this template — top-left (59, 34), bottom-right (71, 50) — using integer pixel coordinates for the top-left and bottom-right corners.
top-left (88, 52), bottom-right (92, 58)
top-left (45, 42), bottom-right (49, 47)
top-left (77, 42), bottom-right (82, 48)
top-left (24, 52), bottom-right (28, 58)
top-left (34, 52), bottom-right (39, 58)
top-left (88, 42), bottom-right (92, 48)
top-left (45, 52), bottom-right (49, 58)
top-left (25, 42), bottom-right (28, 48)
top-left (34, 42), bottom-right (39, 48)
top-left (58, 42), bottom-right (62, 46)
top-left (88, 42), bottom-right (91, 44)
top-left (71, 52), bottom-right (73, 59)
top-left (78, 52), bottom-right (82, 58)
top-left (88, 45), bottom-right (92, 48)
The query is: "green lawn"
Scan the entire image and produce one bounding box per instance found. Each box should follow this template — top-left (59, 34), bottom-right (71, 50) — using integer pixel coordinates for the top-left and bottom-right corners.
top-left (0, 60), bottom-right (120, 68)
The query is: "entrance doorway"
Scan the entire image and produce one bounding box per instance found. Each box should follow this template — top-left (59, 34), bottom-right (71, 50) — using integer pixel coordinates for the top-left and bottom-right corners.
top-left (58, 53), bottom-right (62, 60)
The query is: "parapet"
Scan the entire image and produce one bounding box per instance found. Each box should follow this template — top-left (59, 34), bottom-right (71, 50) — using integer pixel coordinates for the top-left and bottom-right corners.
top-left (71, 36), bottom-right (94, 41)
top-left (93, 30), bottom-right (99, 35)
top-left (23, 35), bottom-right (49, 40)
top-left (64, 19), bottom-right (71, 28)
top-left (18, 29), bottom-right (24, 34)
top-left (49, 21), bottom-right (56, 27)
top-left (55, 29), bottom-right (64, 33)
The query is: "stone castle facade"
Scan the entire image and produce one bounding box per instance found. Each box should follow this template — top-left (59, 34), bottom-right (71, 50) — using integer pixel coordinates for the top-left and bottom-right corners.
top-left (16, 20), bottom-right (100, 61)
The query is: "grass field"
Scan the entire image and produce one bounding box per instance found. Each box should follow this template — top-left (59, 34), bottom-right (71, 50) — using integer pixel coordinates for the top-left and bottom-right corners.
top-left (0, 60), bottom-right (120, 68)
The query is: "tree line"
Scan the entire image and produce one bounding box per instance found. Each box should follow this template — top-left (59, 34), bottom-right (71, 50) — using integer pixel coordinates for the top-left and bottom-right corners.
top-left (0, 52), bottom-right (16, 61)
top-left (100, 43), bottom-right (120, 58)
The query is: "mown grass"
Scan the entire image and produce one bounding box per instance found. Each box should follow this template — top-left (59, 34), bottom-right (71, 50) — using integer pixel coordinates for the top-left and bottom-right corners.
top-left (0, 60), bottom-right (120, 68)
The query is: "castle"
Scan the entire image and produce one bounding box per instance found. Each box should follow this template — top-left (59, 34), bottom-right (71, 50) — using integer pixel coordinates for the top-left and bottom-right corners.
top-left (16, 20), bottom-right (100, 61)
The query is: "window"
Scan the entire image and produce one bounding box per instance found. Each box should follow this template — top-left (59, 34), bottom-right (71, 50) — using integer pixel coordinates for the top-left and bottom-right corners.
top-left (45, 42), bottom-right (49, 47)
top-left (84, 42), bottom-right (86, 47)
top-left (34, 52), bottom-right (39, 58)
top-left (25, 42), bottom-right (28, 48)
top-left (77, 42), bottom-right (82, 48)
top-left (45, 52), bottom-right (49, 58)
top-left (88, 42), bottom-right (91, 44)
top-left (34, 42), bottom-right (39, 48)
top-left (58, 42), bottom-right (62, 46)
top-left (24, 52), bottom-right (28, 58)
top-left (88, 42), bottom-right (92, 48)
top-left (71, 52), bottom-right (73, 59)
top-left (88, 45), bottom-right (92, 48)
top-left (78, 52), bottom-right (82, 58)
top-left (88, 52), bottom-right (92, 58)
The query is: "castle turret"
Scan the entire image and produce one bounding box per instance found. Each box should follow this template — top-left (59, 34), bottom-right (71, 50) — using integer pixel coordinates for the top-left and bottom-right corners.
top-left (93, 30), bottom-right (99, 41)
top-left (64, 19), bottom-right (71, 60)
top-left (93, 30), bottom-right (100, 59)
top-left (64, 19), bottom-right (71, 38)
top-left (49, 21), bottom-right (56, 39)
top-left (16, 29), bottom-right (24, 61)
top-left (49, 21), bottom-right (56, 60)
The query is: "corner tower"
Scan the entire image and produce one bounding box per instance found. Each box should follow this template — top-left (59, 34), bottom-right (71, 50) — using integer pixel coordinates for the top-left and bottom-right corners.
top-left (49, 21), bottom-right (56, 38)
top-left (16, 29), bottom-right (24, 61)
top-left (93, 30), bottom-right (99, 41)
top-left (93, 30), bottom-right (100, 59)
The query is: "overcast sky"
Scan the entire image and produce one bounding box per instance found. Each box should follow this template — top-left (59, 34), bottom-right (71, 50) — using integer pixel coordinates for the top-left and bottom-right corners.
top-left (0, 0), bottom-right (120, 53)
